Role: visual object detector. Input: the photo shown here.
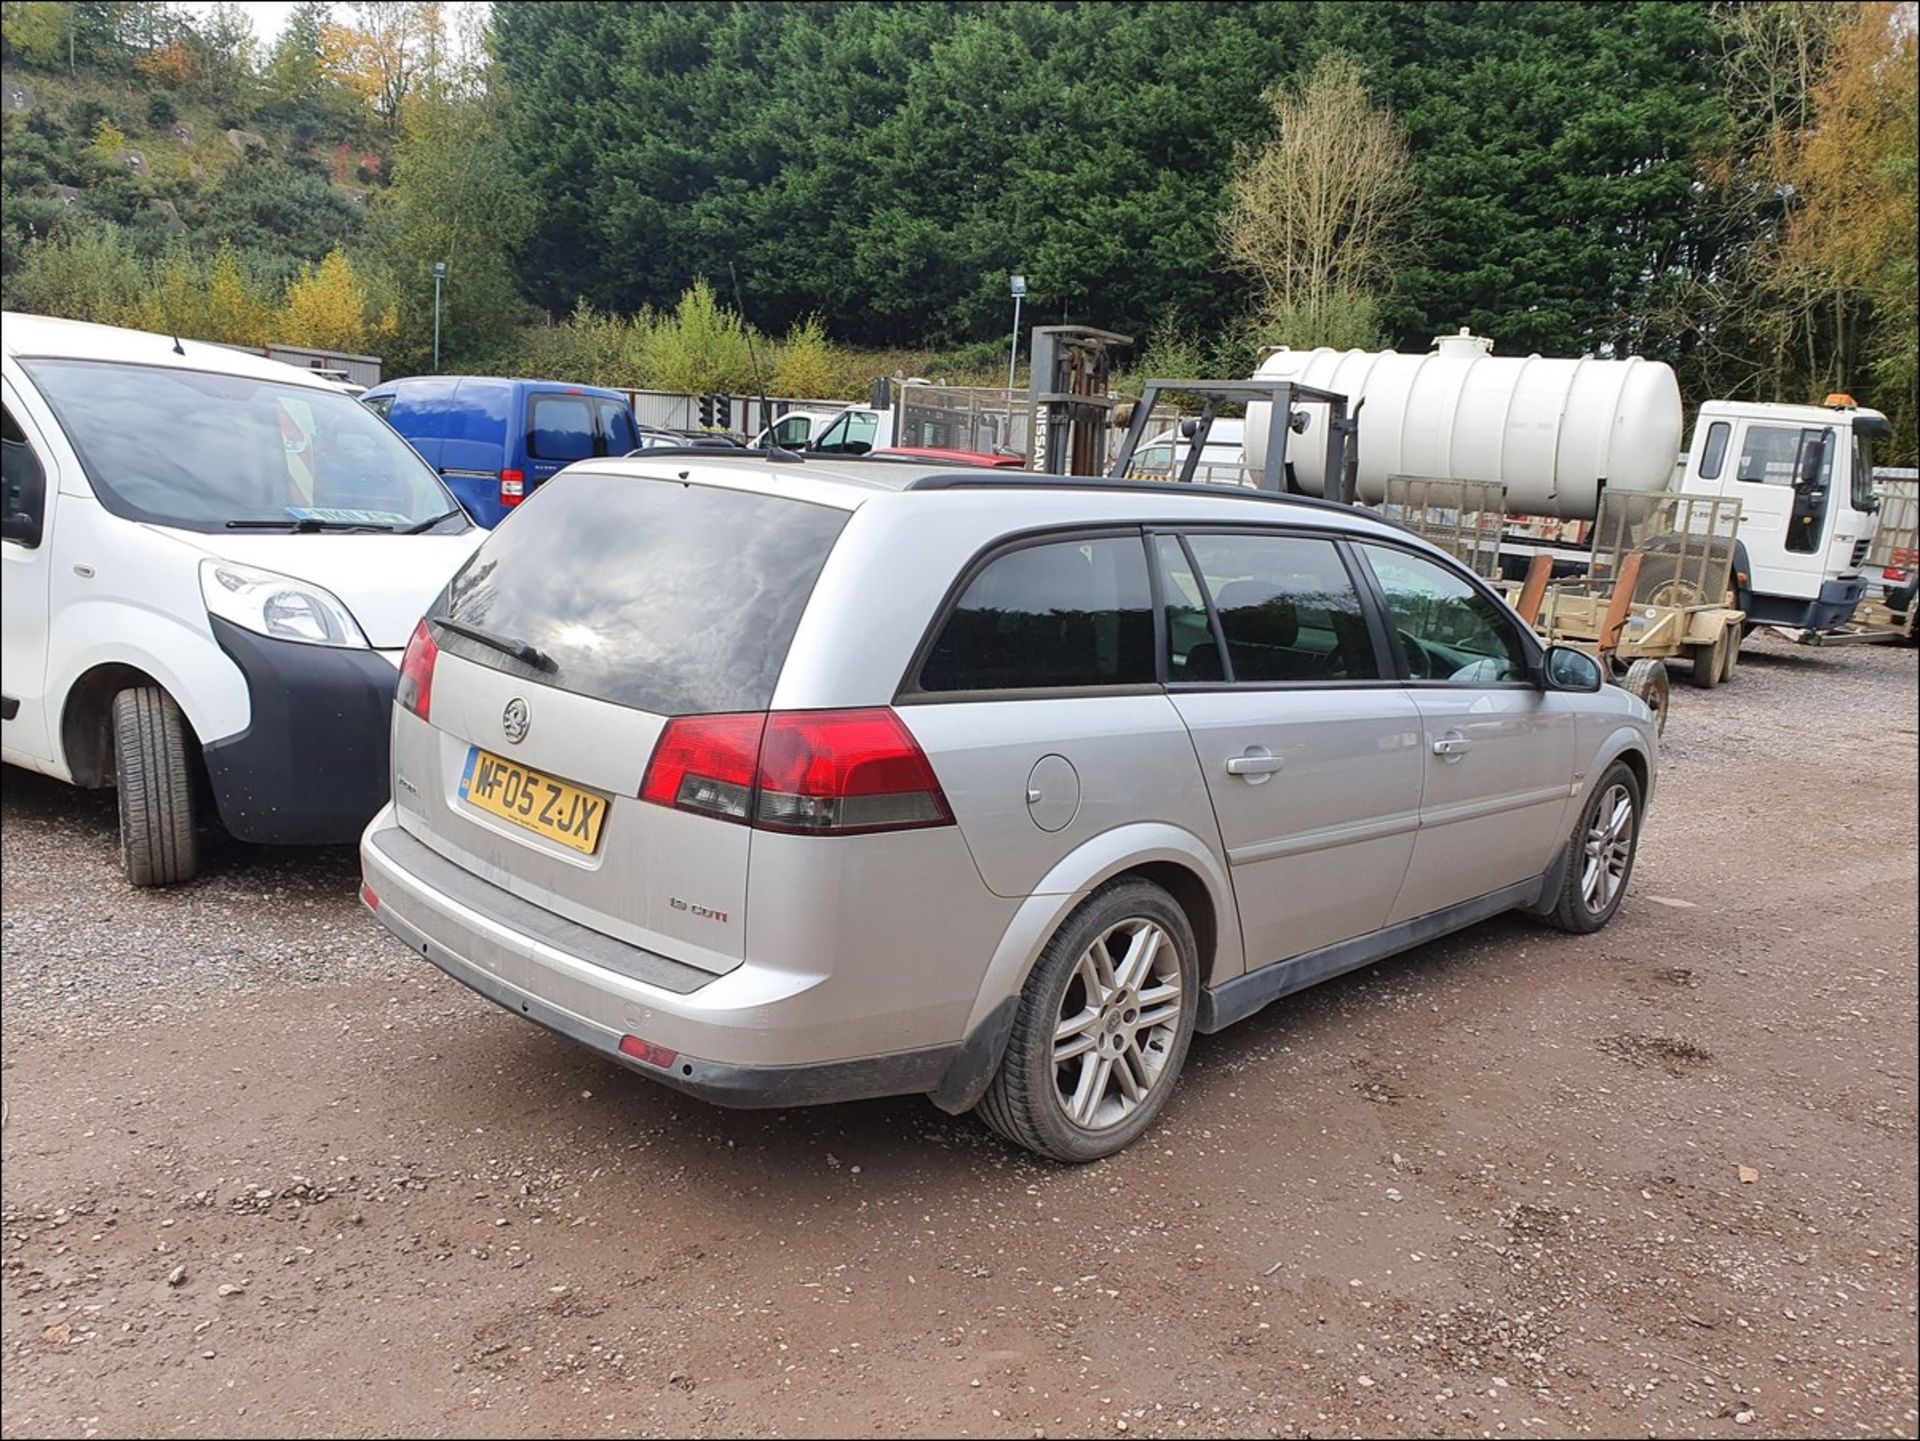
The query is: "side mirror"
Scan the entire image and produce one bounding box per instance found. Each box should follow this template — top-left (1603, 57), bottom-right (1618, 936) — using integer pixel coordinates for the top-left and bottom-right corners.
top-left (1794, 429), bottom-right (1830, 488)
top-left (1543, 644), bottom-right (1603, 693)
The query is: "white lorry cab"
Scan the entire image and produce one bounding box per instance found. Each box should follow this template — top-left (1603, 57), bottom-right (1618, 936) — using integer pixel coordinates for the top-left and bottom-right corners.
top-left (1, 313), bottom-right (482, 885)
top-left (1677, 395), bottom-right (1890, 632)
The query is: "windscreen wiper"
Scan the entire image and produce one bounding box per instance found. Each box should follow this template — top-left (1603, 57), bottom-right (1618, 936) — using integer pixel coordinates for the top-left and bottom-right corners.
top-left (398, 509), bottom-right (464, 534)
top-left (225, 517), bottom-right (389, 533)
top-left (431, 615), bottom-right (557, 673)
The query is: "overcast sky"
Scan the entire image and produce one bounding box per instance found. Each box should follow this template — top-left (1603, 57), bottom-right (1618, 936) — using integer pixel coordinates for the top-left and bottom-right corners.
top-left (183, 2), bottom-right (490, 48)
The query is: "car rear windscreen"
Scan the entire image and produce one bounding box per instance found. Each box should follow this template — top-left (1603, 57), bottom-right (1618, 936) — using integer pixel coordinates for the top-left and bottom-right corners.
top-left (435, 471), bottom-right (849, 715)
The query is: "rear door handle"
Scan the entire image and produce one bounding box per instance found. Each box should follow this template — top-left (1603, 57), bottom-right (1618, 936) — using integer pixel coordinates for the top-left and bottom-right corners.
top-left (1225, 747), bottom-right (1285, 780)
top-left (1432, 732), bottom-right (1473, 758)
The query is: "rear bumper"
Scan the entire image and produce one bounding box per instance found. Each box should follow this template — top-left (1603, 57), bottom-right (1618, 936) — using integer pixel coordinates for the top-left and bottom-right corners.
top-left (358, 808), bottom-right (967, 1108)
top-left (202, 618), bottom-right (399, 844)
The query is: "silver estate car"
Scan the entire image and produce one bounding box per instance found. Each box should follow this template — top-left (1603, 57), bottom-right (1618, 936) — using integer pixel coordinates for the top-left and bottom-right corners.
top-left (359, 455), bottom-right (1656, 1161)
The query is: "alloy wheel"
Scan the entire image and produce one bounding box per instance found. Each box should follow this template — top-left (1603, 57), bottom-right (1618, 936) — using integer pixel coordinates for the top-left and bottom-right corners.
top-left (1051, 917), bottom-right (1184, 1130)
top-left (1581, 782), bottom-right (1635, 912)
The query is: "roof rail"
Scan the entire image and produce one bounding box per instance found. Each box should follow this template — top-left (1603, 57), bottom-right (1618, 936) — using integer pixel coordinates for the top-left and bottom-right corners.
top-left (902, 472), bottom-right (1366, 519)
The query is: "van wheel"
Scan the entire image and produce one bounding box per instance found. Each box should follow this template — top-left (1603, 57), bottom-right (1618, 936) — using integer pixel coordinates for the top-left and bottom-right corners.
top-left (1537, 761), bottom-right (1643, 934)
top-left (975, 879), bottom-right (1198, 1163)
top-left (113, 686), bottom-right (200, 887)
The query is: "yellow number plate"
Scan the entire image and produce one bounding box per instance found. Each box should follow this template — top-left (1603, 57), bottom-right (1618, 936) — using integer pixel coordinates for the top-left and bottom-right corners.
top-left (459, 748), bottom-right (608, 855)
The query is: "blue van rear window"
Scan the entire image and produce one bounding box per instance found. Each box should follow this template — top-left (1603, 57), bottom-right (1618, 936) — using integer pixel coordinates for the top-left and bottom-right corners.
top-left (529, 395), bottom-right (595, 461)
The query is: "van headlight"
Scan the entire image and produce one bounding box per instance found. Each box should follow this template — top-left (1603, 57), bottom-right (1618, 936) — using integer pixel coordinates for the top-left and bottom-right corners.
top-left (200, 560), bottom-right (370, 649)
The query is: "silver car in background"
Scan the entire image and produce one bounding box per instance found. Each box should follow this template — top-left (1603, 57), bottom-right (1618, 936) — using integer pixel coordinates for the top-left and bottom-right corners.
top-left (359, 455), bottom-right (1657, 1161)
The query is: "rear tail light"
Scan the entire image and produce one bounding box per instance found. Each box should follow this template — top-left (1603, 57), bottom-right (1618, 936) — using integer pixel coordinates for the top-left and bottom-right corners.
top-left (499, 469), bottom-right (525, 507)
top-left (639, 712), bottom-right (765, 821)
top-left (756, 709), bottom-right (953, 833)
top-left (639, 708), bottom-right (953, 836)
top-left (359, 882), bottom-right (379, 912)
top-left (396, 618), bottom-right (438, 720)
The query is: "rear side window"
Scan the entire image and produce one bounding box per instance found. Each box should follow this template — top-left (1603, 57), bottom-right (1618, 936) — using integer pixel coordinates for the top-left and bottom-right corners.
top-left (918, 535), bottom-right (1155, 693)
top-left (438, 474), bottom-right (848, 715)
top-left (1697, 420), bottom-right (1729, 480)
top-left (528, 395), bottom-right (595, 462)
top-left (1157, 531), bottom-right (1378, 683)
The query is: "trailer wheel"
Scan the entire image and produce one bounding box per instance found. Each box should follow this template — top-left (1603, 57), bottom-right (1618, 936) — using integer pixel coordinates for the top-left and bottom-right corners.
top-left (1687, 627), bottom-right (1727, 690)
top-left (1622, 659), bottom-right (1670, 736)
top-left (1718, 623), bottom-right (1741, 682)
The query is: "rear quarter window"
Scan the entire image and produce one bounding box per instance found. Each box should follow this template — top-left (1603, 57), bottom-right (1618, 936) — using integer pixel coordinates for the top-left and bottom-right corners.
top-left (437, 473), bottom-right (849, 715)
top-left (916, 534), bottom-right (1155, 693)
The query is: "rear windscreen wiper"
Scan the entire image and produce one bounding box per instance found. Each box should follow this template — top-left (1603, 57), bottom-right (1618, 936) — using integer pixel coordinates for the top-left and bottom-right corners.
top-left (432, 615), bottom-right (557, 673)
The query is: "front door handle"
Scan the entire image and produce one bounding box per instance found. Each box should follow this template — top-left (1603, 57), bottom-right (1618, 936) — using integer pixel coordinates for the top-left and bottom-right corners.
top-left (1225, 747), bottom-right (1284, 781)
top-left (1432, 732), bottom-right (1473, 759)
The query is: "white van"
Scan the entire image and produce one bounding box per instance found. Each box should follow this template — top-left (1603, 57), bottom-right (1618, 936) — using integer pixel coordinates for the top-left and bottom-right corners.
top-left (1, 313), bottom-right (482, 885)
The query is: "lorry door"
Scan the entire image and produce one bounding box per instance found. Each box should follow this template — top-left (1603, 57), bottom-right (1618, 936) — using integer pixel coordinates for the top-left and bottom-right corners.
top-left (0, 382), bottom-right (58, 768)
top-left (1352, 543), bottom-right (1578, 920)
top-left (1718, 420), bottom-right (1839, 599)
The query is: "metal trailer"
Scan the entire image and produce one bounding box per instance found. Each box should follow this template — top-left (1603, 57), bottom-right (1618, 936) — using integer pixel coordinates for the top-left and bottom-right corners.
top-left (1772, 469), bottom-right (1919, 646)
top-left (1495, 492), bottom-right (1747, 733)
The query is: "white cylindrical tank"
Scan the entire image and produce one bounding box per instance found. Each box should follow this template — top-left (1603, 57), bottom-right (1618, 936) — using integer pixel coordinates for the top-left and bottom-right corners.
top-left (1242, 329), bottom-right (1684, 520)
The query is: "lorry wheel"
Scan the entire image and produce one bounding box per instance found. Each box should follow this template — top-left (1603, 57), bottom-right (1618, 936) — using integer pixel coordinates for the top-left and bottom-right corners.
top-left (1688, 629), bottom-right (1726, 690)
top-left (112, 686), bottom-right (200, 887)
top-left (1718, 623), bottom-right (1742, 682)
top-left (1622, 659), bottom-right (1669, 736)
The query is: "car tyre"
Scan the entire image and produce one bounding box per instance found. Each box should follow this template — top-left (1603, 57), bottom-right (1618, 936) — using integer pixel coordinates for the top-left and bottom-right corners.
top-left (976, 879), bottom-right (1198, 1163)
top-left (113, 685), bottom-right (200, 887)
top-left (1538, 760), bottom-right (1643, 934)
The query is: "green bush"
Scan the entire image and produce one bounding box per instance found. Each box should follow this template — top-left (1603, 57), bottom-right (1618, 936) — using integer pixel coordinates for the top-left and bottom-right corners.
top-left (145, 93), bottom-right (178, 130)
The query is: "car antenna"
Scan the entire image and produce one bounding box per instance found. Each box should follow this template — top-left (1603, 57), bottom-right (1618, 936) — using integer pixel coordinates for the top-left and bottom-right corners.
top-left (171, 334), bottom-right (185, 356)
top-left (730, 261), bottom-right (802, 464)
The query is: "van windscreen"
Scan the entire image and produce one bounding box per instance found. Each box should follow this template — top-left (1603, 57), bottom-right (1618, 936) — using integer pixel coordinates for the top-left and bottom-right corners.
top-left (434, 472), bottom-right (849, 715)
top-left (21, 359), bottom-right (457, 532)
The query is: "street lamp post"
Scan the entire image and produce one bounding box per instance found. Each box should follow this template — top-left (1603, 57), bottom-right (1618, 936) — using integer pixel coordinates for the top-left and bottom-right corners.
top-left (1006, 273), bottom-right (1026, 395)
top-left (431, 260), bottom-right (448, 371)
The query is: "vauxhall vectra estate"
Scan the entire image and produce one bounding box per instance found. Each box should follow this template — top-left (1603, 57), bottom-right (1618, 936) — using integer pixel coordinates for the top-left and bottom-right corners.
top-left (359, 453), bottom-right (1656, 1161)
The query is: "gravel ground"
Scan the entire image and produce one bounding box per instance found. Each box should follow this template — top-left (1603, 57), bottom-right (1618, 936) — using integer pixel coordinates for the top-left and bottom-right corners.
top-left (2, 634), bottom-right (1915, 1439)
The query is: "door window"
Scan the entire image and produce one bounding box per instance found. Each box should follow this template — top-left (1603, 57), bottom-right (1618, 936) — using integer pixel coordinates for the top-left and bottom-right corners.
top-left (1735, 424), bottom-right (1833, 486)
top-left (814, 411), bottom-right (879, 455)
top-left (772, 416), bottom-right (811, 448)
top-left (527, 395), bottom-right (596, 462)
top-left (1156, 532), bottom-right (1378, 683)
top-left (2, 404), bottom-right (47, 548)
top-left (362, 393), bottom-right (395, 420)
top-left (1358, 545), bottom-right (1531, 684)
top-left (595, 400), bottom-right (637, 455)
top-left (918, 535), bottom-right (1155, 693)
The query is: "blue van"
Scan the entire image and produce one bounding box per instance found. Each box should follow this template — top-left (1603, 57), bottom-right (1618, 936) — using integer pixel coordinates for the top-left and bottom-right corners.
top-left (361, 377), bottom-right (639, 527)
